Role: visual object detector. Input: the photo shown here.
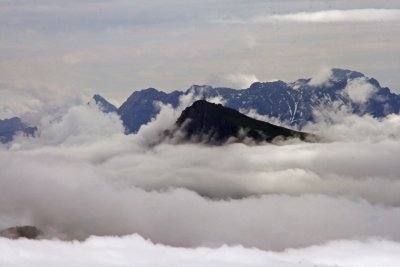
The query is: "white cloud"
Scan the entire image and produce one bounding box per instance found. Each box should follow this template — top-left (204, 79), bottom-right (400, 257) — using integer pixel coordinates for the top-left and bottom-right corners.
top-left (2, 88), bottom-right (400, 267)
top-left (26, 104), bottom-right (124, 146)
top-left (224, 9), bottom-right (400, 24)
top-left (308, 67), bottom-right (333, 86)
top-left (2, 98), bottom-right (400, 252)
top-left (1, 236), bottom-right (399, 267)
top-left (210, 73), bottom-right (259, 89)
top-left (343, 77), bottom-right (377, 103)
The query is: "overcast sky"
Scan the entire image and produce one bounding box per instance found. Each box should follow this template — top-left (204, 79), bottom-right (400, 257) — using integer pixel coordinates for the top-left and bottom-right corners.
top-left (1, 0), bottom-right (399, 104)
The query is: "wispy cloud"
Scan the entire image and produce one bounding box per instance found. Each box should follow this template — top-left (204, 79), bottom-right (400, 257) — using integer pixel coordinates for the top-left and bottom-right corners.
top-left (219, 9), bottom-right (400, 24)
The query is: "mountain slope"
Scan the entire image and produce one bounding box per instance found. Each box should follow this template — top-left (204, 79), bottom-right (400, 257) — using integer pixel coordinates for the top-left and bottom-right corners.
top-left (92, 94), bottom-right (118, 113)
top-left (173, 100), bottom-right (311, 144)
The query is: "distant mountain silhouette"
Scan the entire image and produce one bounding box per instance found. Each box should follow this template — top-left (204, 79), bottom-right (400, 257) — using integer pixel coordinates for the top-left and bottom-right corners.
top-left (170, 100), bottom-right (311, 144)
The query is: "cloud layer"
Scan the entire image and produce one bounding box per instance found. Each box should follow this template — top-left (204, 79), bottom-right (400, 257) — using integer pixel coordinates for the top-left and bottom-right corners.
top-left (1, 93), bottom-right (400, 254)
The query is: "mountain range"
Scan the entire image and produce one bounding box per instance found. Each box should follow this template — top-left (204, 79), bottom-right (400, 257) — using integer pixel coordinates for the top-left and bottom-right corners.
top-left (1, 68), bottom-right (399, 143)
top-left (109, 68), bottom-right (400, 133)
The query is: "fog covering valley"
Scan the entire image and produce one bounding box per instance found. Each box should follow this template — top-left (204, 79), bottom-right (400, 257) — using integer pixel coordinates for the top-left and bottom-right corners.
top-left (1, 76), bottom-right (400, 266)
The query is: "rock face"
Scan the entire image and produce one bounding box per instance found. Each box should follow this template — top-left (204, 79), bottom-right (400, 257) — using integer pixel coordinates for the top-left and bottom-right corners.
top-left (92, 94), bottom-right (118, 113)
top-left (0, 226), bottom-right (42, 239)
top-left (115, 68), bottom-right (400, 133)
top-left (0, 117), bottom-right (36, 143)
top-left (173, 100), bottom-right (311, 144)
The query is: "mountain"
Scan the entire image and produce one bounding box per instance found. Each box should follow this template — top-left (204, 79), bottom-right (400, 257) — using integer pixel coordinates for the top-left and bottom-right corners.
top-left (118, 88), bottom-right (182, 133)
top-left (170, 100), bottom-right (311, 144)
top-left (0, 117), bottom-right (36, 143)
top-left (116, 68), bottom-right (400, 133)
top-left (92, 94), bottom-right (118, 113)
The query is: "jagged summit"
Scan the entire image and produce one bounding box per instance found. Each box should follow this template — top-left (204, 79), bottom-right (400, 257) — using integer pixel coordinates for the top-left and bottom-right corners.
top-left (174, 100), bottom-right (311, 144)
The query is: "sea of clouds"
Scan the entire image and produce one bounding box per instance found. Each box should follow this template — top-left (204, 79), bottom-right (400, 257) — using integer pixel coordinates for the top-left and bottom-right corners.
top-left (1, 85), bottom-right (400, 266)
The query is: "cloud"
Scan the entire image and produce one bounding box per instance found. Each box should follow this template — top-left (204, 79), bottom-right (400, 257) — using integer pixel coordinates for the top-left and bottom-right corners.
top-left (209, 73), bottom-right (259, 89)
top-left (343, 77), bottom-right (377, 103)
top-left (1, 235), bottom-right (399, 267)
top-left (308, 67), bottom-right (333, 86)
top-left (1, 157), bottom-right (400, 250)
top-left (2, 95), bottom-right (400, 252)
top-left (0, 82), bottom-right (92, 124)
top-left (25, 103), bottom-right (124, 146)
top-left (220, 9), bottom-right (400, 24)
top-left (1, 84), bottom-right (400, 263)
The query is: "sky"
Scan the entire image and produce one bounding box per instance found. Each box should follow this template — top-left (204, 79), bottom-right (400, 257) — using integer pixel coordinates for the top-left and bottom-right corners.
top-left (1, 0), bottom-right (400, 106)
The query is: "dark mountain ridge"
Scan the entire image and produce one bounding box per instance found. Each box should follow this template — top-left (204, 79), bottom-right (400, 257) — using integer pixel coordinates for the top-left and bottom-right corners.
top-left (171, 100), bottom-right (311, 144)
